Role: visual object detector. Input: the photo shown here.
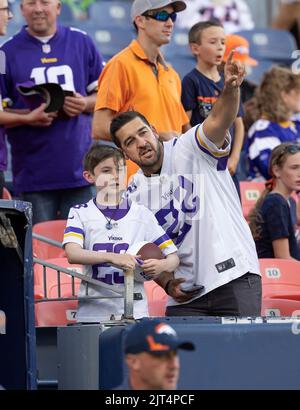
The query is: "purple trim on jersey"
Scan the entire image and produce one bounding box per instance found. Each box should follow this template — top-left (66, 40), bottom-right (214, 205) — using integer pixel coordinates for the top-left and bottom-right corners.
top-left (173, 138), bottom-right (178, 147)
top-left (93, 198), bottom-right (131, 221)
top-left (194, 126), bottom-right (229, 164)
top-left (0, 129), bottom-right (7, 171)
top-left (64, 226), bottom-right (85, 236)
top-left (154, 233), bottom-right (170, 246)
top-left (217, 156), bottom-right (228, 171)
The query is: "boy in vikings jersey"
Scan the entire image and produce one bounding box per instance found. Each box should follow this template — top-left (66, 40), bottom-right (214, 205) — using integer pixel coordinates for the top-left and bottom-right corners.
top-left (63, 144), bottom-right (179, 322)
top-left (0, 0), bottom-right (103, 222)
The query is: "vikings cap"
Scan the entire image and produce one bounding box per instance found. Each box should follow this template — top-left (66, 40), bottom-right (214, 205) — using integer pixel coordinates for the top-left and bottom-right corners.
top-left (131, 0), bottom-right (186, 21)
top-left (16, 81), bottom-right (65, 113)
top-left (125, 319), bottom-right (195, 355)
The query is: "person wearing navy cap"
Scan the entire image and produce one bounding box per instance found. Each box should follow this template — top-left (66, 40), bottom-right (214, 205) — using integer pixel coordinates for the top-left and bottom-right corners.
top-left (114, 319), bottom-right (195, 390)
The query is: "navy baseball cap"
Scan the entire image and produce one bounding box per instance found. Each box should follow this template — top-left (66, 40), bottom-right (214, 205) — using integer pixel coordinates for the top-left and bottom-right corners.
top-left (16, 81), bottom-right (65, 113)
top-left (125, 319), bottom-right (195, 355)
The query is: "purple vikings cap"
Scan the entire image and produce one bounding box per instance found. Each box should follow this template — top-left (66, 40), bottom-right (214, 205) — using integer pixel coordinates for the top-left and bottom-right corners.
top-left (125, 319), bottom-right (195, 355)
top-left (16, 81), bottom-right (65, 113)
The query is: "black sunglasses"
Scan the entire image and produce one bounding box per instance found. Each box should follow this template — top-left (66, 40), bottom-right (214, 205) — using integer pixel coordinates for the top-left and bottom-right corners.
top-left (143, 10), bottom-right (177, 23)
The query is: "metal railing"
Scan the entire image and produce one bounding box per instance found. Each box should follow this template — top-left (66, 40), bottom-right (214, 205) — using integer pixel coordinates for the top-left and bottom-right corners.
top-left (32, 233), bottom-right (137, 319)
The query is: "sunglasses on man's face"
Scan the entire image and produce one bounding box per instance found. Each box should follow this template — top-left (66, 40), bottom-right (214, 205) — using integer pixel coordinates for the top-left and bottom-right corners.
top-left (143, 10), bottom-right (177, 23)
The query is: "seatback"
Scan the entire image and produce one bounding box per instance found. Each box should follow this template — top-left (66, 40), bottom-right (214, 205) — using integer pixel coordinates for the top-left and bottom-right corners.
top-left (240, 181), bottom-right (265, 220)
top-left (32, 219), bottom-right (67, 259)
top-left (144, 281), bottom-right (168, 317)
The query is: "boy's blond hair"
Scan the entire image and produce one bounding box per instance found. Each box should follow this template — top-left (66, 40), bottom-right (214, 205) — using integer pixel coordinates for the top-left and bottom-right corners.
top-left (188, 20), bottom-right (224, 45)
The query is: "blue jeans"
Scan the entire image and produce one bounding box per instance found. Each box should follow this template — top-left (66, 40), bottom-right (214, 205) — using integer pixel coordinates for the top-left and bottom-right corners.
top-left (22, 185), bottom-right (95, 225)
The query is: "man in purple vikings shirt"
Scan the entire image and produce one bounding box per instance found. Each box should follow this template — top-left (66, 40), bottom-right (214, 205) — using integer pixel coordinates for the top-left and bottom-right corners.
top-left (0, 0), bottom-right (103, 223)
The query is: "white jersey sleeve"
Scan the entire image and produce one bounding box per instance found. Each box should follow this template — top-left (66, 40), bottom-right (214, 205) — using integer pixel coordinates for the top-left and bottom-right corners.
top-left (63, 207), bottom-right (84, 247)
top-left (175, 123), bottom-right (231, 171)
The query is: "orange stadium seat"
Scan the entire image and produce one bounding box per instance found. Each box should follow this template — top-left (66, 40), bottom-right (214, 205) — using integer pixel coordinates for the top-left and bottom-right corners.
top-left (126, 160), bottom-right (139, 185)
top-left (2, 187), bottom-right (12, 200)
top-left (260, 258), bottom-right (300, 299)
top-left (34, 257), bottom-right (82, 326)
top-left (240, 181), bottom-right (265, 220)
top-left (261, 298), bottom-right (300, 317)
top-left (32, 219), bottom-right (67, 259)
top-left (34, 257), bottom-right (82, 297)
top-left (35, 300), bottom-right (78, 327)
top-left (144, 281), bottom-right (168, 317)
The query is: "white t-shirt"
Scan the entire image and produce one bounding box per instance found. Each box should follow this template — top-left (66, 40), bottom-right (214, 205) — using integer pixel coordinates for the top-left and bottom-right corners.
top-left (127, 124), bottom-right (260, 306)
top-left (63, 198), bottom-right (177, 322)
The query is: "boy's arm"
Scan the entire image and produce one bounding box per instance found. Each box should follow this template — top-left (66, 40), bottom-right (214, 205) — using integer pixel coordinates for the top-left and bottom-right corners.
top-left (203, 51), bottom-right (246, 148)
top-left (228, 117), bottom-right (244, 176)
top-left (65, 243), bottom-right (138, 270)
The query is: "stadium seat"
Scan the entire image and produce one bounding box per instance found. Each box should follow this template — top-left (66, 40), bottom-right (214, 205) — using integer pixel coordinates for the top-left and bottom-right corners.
top-left (2, 187), bottom-right (12, 200)
top-left (240, 181), bottom-right (265, 220)
top-left (261, 298), bottom-right (300, 317)
top-left (32, 219), bottom-right (67, 259)
top-left (260, 258), bottom-right (300, 299)
top-left (144, 281), bottom-right (168, 317)
top-left (166, 56), bottom-right (196, 80)
top-left (126, 160), bottom-right (139, 185)
top-left (246, 59), bottom-right (276, 86)
top-left (162, 28), bottom-right (190, 59)
top-left (33, 257), bottom-right (82, 296)
top-left (88, 0), bottom-right (131, 27)
top-left (236, 29), bottom-right (297, 64)
top-left (34, 257), bottom-right (82, 326)
top-left (74, 22), bottom-right (134, 61)
top-left (35, 299), bottom-right (78, 326)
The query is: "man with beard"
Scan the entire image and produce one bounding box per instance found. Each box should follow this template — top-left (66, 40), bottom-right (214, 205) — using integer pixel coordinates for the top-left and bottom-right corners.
top-left (109, 52), bottom-right (262, 317)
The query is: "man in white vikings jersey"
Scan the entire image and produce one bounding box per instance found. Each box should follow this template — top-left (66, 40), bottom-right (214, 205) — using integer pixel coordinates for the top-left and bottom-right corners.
top-left (63, 145), bottom-right (178, 322)
top-left (110, 52), bottom-right (262, 317)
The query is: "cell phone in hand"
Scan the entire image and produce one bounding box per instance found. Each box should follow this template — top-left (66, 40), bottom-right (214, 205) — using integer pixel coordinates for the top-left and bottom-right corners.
top-left (181, 284), bottom-right (204, 294)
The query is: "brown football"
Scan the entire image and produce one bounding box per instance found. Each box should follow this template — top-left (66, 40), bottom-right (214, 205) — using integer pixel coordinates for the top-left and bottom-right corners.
top-left (138, 242), bottom-right (165, 261)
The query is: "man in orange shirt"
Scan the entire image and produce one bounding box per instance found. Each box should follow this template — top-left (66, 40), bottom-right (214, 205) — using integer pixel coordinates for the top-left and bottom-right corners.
top-left (92, 0), bottom-right (190, 143)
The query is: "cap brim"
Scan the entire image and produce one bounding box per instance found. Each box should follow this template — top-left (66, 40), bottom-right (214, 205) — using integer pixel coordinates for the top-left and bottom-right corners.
top-left (149, 340), bottom-right (195, 355)
top-left (16, 82), bottom-right (65, 112)
top-left (171, 1), bottom-right (187, 12)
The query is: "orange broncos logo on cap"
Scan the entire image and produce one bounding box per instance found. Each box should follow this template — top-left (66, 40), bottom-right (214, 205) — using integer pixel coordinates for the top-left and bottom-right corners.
top-left (146, 335), bottom-right (169, 351)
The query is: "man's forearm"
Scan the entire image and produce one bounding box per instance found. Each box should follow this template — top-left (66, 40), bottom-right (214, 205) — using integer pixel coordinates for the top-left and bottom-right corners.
top-left (84, 93), bottom-right (97, 113)
top-left (203, 85), bottom-right (240, 147)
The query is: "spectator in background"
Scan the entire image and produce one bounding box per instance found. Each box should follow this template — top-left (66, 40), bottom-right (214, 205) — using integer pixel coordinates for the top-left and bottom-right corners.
top-left (177, 0), bottom-right (254, 33)
top-left (0, 0), bottom-right (103, 223)
top-left (249, 143), bottom-right (300, 261)
top-left (114, 319), bottom-right (195, 390)
top-left (92, 0), bottom-right (190, 143)
top-left (272, 0), bottom-right (300, 49)
top-left (246, 66), bottom-right (300, 181)
top-left (181, 21), bottom-right (244, 195)
top-left (0, 0), bottom-right (54, 199)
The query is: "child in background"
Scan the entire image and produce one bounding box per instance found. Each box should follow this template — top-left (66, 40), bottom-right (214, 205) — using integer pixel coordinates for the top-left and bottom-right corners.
top-left (246, 66), bottom-right (300, 181)
top-left (181, 21), bottom-right (244, 195)
top-left (249, 143), bottom-right (300, 260)
top-left (63, 144), bottom-right (179, 322)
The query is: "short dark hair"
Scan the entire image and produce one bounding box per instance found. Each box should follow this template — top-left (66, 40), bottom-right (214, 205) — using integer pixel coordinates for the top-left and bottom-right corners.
top-left (110, 111), bottom-right (151, 148)
top-left (188, 20), bottom-right (224, 44)
top-left (83, 143), bottom-right (125, 173)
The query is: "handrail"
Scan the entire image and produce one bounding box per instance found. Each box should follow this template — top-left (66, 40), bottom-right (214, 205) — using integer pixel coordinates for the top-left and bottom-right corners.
top-left (32, 233), bottom-right (63, 249)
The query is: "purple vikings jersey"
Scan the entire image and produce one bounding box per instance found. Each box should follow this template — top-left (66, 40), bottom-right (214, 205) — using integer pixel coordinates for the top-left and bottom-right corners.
top-left (246, 119), bottom-right (300, 180)
top-left (0, 25), bottom-right (103, 194)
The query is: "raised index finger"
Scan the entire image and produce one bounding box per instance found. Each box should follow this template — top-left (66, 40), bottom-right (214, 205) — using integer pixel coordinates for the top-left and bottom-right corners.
top-left (227, 49), bottom-right (235, 65)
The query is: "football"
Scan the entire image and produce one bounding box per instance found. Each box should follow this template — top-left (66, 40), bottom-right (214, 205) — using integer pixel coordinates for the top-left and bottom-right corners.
top-left (126, 241), bottom-right (164, 282)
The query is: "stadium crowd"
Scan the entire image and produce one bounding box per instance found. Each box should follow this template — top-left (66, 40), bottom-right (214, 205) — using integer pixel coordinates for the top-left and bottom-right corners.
top-left (0, 0), bottom-right (300, 324)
